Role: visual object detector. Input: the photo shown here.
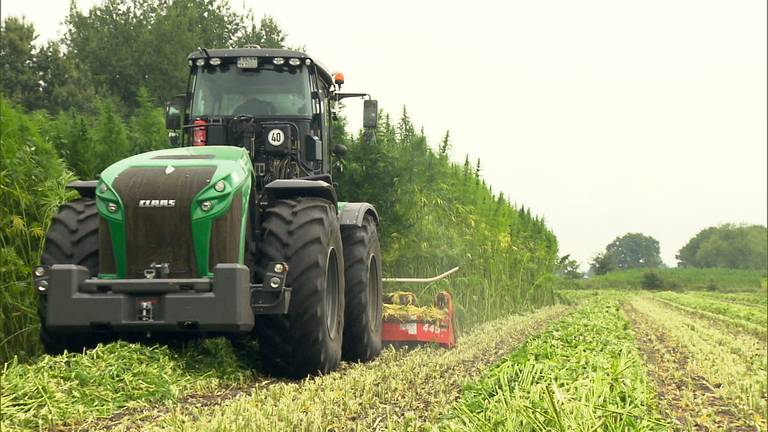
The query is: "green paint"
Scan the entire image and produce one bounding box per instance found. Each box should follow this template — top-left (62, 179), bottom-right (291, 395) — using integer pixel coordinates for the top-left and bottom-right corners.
top-left (336, 201), bottom-right (347, 215)
top-left (95, 146), bottom-right (253, 278)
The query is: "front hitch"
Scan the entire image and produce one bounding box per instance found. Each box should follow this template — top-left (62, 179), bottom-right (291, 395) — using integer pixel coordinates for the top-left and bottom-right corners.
top-left (250, 261), bottom-right (292, 314)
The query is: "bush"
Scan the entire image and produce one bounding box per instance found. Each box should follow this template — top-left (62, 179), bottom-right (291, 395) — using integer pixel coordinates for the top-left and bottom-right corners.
top-left (641, 270), bottom-right (664, 290)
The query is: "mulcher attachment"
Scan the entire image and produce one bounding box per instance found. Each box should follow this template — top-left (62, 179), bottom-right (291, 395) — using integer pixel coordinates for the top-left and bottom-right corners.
top-left (381, 291), bottom-right (456, 348)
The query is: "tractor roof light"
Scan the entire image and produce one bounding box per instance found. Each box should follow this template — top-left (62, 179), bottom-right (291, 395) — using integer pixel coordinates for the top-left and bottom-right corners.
top-left (273, 57), bottom-right (285, 65)
top-left (333, 72), bottom-right (345, 86)
top-left (304, 59), bottom-right (312, 66)
top-left (33, 266), bottom-right (46, 277)
top-left (195, 58), bottom-right (206, 67)
top-left (209, 57), bottom-right (221, 66)
top-left (288, 58), bottom-right (301, 66)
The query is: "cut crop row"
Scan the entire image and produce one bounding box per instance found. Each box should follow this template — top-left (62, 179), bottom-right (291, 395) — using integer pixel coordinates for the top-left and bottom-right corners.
top-left (440, 296), bottom-right (666, 431)
top-left (630, 296), bottom-right (767, 429)
top-left (655, 291), bottom-right (767, 329)
top-left (98, 305), bottom-right (568, 431)
top-left (0, 339), bottom-right (251, 430)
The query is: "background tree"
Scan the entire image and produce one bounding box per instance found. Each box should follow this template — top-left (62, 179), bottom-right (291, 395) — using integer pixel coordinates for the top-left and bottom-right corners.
top-left (605, 233), bottom-right (662, 270)
top-left (557, 255), bottom-right (583, 279)
top-left (589, 252), bottom-right (617, 275)
top-left (677, 224), bottom-right (767, 270)
top-left (0, 17), bottom-right (40, 106)
top-left (590, 233), bottom-right (662, 274)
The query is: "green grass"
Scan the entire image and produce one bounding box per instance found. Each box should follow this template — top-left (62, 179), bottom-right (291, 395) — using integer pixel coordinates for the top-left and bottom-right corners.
top-left (0, 338), bottom-right (251, 430)
top-left (580, 267), bottom-right (766, 292)
top-left (440, 295), bottom-right (666, 431)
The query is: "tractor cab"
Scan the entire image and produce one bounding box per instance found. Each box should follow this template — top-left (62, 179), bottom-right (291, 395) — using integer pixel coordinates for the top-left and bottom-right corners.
top-left (166, 47), bottom-right (377, 186)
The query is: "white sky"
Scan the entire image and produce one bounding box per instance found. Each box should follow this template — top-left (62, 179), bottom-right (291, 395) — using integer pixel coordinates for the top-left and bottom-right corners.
top-left (3, 0), bottom-right (767, 269)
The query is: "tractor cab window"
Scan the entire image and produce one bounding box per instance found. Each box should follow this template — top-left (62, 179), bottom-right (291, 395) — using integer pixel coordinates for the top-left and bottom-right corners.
top-left (190, 62), bottom-right (311, 118)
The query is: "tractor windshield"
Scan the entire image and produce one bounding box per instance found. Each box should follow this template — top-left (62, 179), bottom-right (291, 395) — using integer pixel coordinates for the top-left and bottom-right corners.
top-left (190, 63), bottom-right (311, 118)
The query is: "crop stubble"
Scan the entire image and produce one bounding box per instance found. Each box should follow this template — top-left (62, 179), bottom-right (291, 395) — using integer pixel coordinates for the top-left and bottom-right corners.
top-left (101, 305), bottom-right (569, 431)
top-left (627, 296), bottom-right (767, 431)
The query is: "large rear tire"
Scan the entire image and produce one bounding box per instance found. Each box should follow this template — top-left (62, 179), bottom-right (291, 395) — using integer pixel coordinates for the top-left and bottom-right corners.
top-left (39, 198), bottom-right (100, 355)
top-left (255, 198), bottom-right (345, 378)
top-left (341, 214), bottom-right (383, 362)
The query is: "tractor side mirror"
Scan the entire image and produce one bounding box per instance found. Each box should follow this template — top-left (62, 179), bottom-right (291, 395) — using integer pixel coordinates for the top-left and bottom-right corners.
top-left (363, 99), bottom-right (378, 129)
top-left (332, 144), bottom-right (348, 157)
top-left (165, 95), bottom-right (185, 130)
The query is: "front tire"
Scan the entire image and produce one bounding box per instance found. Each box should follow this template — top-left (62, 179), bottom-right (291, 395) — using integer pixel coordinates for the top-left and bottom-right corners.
top-left (341, 214), bottom-right (383, 362)
top-left (39, 199), bottom-right (100, 355)
top-left (255, 198), bottom-right (345, 378)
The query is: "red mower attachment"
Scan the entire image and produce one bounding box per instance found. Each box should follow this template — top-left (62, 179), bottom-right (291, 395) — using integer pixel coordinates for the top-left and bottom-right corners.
top-left (381, 291), bottom-right (456, 348)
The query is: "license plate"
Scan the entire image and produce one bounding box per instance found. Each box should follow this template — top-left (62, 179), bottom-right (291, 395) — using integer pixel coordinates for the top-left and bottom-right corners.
top-left (237, 57), bottom-right (259, 69)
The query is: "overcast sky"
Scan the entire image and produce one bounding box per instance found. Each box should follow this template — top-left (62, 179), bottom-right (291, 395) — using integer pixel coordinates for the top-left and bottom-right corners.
top-left (3, 0), bottom-right (767, 269)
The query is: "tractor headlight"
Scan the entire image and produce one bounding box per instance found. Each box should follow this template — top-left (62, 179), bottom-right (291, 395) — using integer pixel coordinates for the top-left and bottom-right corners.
top-left (209, 57), bottom-right (221, 66)
top-left (288, 58), bottom-right (301, 66)
top-left (273, 57), bottom-right (285, 65)
top-left (195, 58), bottom-right (206, 67)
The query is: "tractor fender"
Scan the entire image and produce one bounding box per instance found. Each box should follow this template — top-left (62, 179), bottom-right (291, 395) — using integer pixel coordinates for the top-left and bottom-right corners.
top-left (262, 179), bottom-right (337, 204)
top-left (66, 180), bottom-right (98, 199)
top-left (338, 202), bottom-right (379, 227)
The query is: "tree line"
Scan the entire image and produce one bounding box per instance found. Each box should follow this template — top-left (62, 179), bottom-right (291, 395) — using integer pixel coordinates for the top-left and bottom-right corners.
top-left (586, 226), bottom-right (767, 277)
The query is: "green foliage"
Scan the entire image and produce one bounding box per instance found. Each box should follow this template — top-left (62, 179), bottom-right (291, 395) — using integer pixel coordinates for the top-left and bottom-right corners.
top-left (336, 108), bottom-right (559, 328)
top-left (1, 1), bottom-right (290, 112)
top-left (91, 98), bottom-right (130, 170)
top-left (129, 87), bottom-right (169, 153)
top-left (44, 110), bottom-right (100, 179)
top-left (556, 254), bottom-right (582, 279)
top-left (589, 251), bottom-right (617, 275)
top-left (63, 0), bottom-right (286, 107)
top-left (0, 97), bottom-right (74, 363)
top-left (677, 224), bottom-right (768, 271)
top-left (591, 233), bottom-right (662, 274)
top-left (0, 339), bottom-right (250, 429)
top-left (641, 270), bottom-right (664, 290)
top-left (580, 267), bottom-right (765, 292)
top-left (0, 17), bottom-right (39, 105)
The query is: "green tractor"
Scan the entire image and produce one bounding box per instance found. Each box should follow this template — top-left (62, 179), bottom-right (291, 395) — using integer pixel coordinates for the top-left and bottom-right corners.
top-left (33, 47), bottom-right (383, 377)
